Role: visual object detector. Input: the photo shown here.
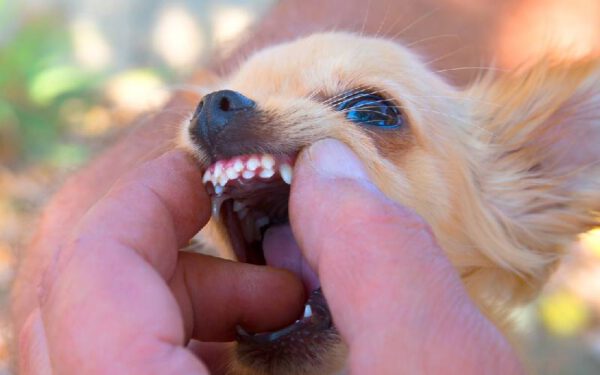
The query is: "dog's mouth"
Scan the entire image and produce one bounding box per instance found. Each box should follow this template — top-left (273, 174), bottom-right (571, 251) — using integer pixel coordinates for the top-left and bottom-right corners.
top-left (202, 153), bottom-right (333, 347)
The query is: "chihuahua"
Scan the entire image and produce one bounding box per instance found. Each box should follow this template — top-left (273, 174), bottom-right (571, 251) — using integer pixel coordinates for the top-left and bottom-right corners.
top-left (179, 33), bottom-right (600, 375)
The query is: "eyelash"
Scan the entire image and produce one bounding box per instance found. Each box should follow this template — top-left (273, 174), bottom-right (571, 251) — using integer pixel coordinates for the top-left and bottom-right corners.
top-left (335, 91), bottom-right (404, 129)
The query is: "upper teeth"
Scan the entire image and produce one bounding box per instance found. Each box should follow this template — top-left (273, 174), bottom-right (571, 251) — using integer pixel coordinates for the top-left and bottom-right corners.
top-left (203, 153), bottom-right (294, 195)
top-left (279, 164), bottom-right (292, 185)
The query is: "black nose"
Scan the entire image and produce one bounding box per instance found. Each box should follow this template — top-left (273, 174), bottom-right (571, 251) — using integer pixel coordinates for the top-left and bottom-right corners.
top-left (190, 90), bottom-right (256, 147)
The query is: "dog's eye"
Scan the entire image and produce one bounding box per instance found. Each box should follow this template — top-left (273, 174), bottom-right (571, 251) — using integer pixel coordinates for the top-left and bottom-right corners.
top-left (337, 92), bottom-right (403, 129)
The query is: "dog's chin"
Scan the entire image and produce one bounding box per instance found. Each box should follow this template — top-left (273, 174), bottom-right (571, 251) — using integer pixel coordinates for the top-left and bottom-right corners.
top-left (201, 153), bottom-right (346, 375)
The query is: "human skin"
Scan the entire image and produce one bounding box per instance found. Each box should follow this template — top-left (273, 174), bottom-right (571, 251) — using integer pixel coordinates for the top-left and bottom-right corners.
top-left (12, 0), bottom-right (594, 372)
top-left (15, 140), bottom-right (523, 374)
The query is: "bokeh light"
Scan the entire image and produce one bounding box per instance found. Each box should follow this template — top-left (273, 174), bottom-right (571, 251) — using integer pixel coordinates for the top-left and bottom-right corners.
top-left (71, 17), bottom-right (113, 71)
top-left (212, 5), bottom-right (255, 45)
top-left (152, 4), bottom-right (205, 70)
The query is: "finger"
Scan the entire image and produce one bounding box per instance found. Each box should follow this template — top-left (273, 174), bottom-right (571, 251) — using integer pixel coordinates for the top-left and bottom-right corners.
top-left (39, 150), bottom-right (211, 374)
top-left (170, 252), bottom-right (305, 342)
top-left (289, 139), bottom-right (507, 373)
top-left (19, 309), bottom-right (52, 375)
top-left (10, 96), bottom-right (197, 335)
top-left (290, 139), bottom-right (458, 333)
top-left (42, 149), bottom-right (209, 292)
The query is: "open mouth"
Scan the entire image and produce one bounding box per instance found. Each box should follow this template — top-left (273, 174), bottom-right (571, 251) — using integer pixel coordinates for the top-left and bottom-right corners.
top-left (202, 153), bottom-right (334, 347)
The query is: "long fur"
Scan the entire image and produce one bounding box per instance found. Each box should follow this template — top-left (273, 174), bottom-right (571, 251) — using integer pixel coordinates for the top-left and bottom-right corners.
top-left (179, 33), bottom-right (600, 375)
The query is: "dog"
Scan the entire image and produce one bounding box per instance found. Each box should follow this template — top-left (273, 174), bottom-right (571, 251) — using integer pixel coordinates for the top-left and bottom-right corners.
top-left (179, 32), bottom-right (600, 375)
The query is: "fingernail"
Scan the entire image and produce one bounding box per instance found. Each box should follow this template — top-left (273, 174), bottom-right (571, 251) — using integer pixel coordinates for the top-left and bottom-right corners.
top-left (303, 139), bottom-right (369, 180)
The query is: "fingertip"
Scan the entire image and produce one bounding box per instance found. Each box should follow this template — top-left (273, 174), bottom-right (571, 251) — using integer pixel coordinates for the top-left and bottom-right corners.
top-left (173, 253), bottom-right (306, 342)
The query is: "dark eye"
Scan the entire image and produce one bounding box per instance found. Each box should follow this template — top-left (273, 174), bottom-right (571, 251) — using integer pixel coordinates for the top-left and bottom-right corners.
top-left (337, 91), bottom-right (403, 129)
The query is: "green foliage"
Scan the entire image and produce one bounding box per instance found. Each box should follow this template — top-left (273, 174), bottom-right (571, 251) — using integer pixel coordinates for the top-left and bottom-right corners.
top-left (0, 15), bottom-right (102, 169)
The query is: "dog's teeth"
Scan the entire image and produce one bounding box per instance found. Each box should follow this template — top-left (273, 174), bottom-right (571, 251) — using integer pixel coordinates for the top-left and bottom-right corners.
top-left (261, 155), bottom-right (275, 169)
top-left (218, 174), bottom-right (229, 186)
top-left (255, 216), bottom-right (270, 231)
top-left (226, 167), bottom-right (239, 180)
top-left (214, 184), bottom-right (224, 196)
top-left (259, 169), bottom-right (275, 179)
top-left (279, 164), bottom-right (293, 185)
top-left (233, 160), bottom-right (244, 172)
top-left (247, 157), bottom-right (260, 171)
top-left (242, 170), bottom-right (255, 179)
top-left (303, 304), bottom-right (312, 318)
top-left (233, 200), bottom-right (246, 212)
top-left (214, 162), bottom-right (224, 176)
top-left (202, 170), bottom-right (212, 184)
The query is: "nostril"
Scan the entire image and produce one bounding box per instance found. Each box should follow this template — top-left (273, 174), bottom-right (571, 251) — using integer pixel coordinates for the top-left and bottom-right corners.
top-left (219, 97), bottom-right (231, 112)
top-left (194, 100), bottom-right (205, 117)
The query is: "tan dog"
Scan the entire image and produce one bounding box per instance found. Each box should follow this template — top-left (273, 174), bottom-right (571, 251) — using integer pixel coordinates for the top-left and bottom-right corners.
top-left (179, 33), bottom-right (600, 375)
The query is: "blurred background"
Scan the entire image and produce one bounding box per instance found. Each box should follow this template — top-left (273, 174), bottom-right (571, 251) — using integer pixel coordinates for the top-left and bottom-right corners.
top-left (1, 0), bottom-right (599, 373)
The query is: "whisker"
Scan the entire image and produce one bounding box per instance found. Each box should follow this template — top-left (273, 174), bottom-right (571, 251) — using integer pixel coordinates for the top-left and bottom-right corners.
top-left (425, 46), bottom-right (467, 66)
top-left (435, 67), bottom-right (508, 74)
top-left (405, 34), bottom-right (461, 48)
top-left (387, 7), bottom-right (440, 41)
top-left (373, 1), bottom-right (392, 38)
top-left (360, 0), bottom-right (373, 37)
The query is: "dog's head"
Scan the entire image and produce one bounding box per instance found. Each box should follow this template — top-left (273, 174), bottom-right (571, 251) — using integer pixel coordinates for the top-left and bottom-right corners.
top-left (180, 33), bottom-right (600, 375)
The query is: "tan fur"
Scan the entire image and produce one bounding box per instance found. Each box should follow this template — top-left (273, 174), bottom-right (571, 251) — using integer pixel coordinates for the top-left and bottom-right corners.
top-left (179, 33), bottom-right (600, 375)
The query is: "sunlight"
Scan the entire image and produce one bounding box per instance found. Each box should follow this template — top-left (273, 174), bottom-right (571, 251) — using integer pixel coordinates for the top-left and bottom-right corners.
top-left (105, 69), bottom-right (169, 113)
top-left (581, 229), bottom-right (600, 258)
top-left (496, 0), bottom-right (600, 68)
top-left (152, 5), bottom-right (205, 70)
top-left (70, 17), bottom-right (113, 71)
top-left (212, 5), bottom-right (254, 45)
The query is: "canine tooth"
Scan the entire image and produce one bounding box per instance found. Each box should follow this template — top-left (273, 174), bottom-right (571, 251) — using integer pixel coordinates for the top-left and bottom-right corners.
top-left (233, 200), bottom-right (246, 212)
top-left (242, 170), bottom-right (255, 179)
top-left (255, 216), bottom-right (269, 231)
top-left (233, 160), bottom-right (244, 172)
top-left (259, 169), bottom-right (275, 179)
top-left (226, 168), bottom-right (239, 180)
top-left (214, 184), bottom-right (224, 196)
top-left (303, 304), bottom-right (313, 318)
top-left (214, 162), bottom-right (224, 176)
top-left (279, 164), bottom-right (292, 185)
top-left (247, 157), bottom-right (260, 171)
top-left (218, 174), bottom-right (229, 186)
top-left (202, 170), bottom-right (212, 184)
top-left (261, 155), bottom-right (275, 169)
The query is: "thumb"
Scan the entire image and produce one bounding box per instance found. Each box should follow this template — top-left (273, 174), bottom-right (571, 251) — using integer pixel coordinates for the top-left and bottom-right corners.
top-left (289, 138), bottom-right (453, 339)
top-left (19, 309), bottom-right (51, 375)
top-left (289, 139), bottom-right (512, 374)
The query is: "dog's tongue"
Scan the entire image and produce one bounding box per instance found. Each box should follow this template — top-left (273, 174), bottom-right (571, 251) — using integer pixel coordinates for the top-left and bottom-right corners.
top-left (263, 224), bottom-right (320, 292)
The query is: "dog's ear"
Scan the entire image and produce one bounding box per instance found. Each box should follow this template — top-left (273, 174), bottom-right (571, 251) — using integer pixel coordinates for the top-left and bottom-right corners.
top-left (463, 60), bottom-right (600, 306)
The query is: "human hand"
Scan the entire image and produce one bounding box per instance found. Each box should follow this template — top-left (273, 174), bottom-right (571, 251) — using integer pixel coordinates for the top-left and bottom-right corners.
top-left (16, 150), bottom-right (305, 375)
top-left (289, 139), bottom-right (524, 374)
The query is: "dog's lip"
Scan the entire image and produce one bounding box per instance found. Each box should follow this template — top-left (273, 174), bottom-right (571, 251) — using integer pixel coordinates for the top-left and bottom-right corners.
top-left (236, 288), bottom-right (332, 345)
